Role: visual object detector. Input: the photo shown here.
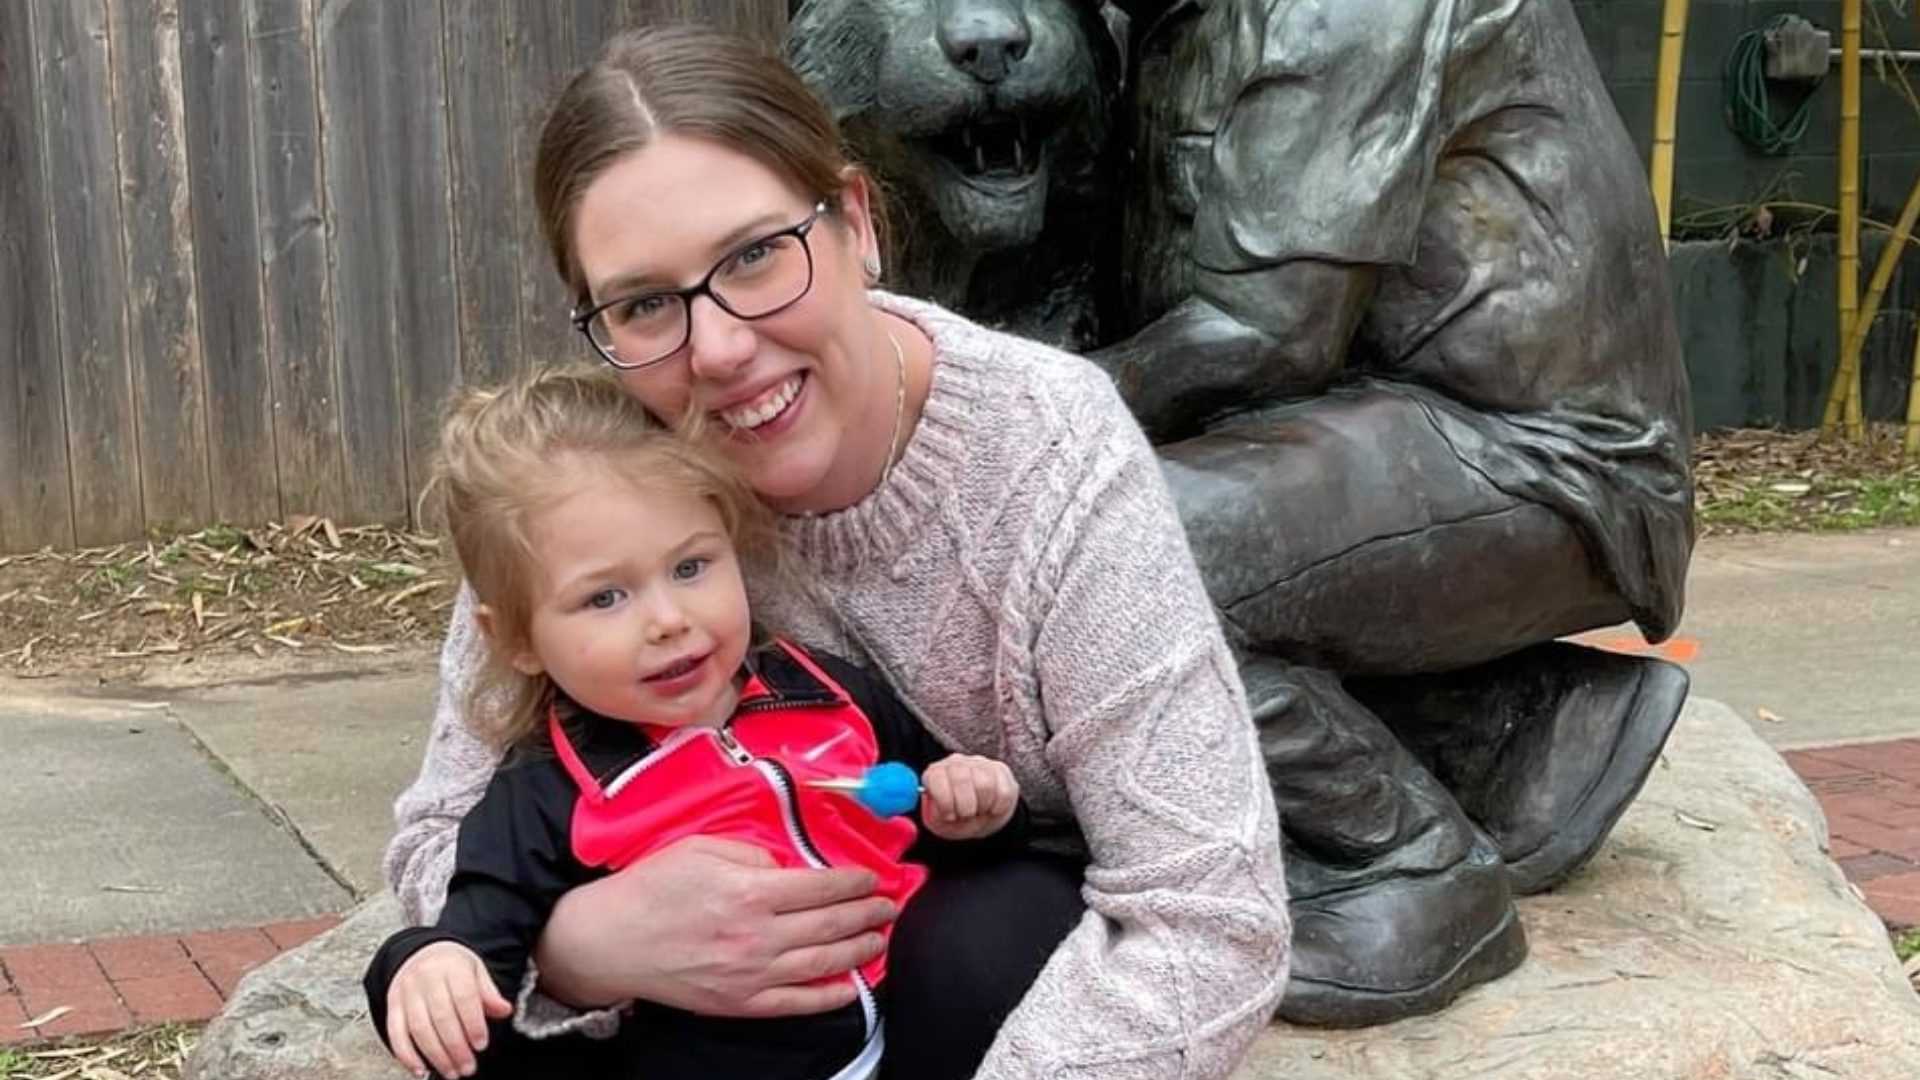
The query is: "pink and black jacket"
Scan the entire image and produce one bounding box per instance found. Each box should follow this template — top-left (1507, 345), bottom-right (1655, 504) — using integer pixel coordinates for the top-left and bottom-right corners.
top-left (365, 639), bottom-right (1029, 1080)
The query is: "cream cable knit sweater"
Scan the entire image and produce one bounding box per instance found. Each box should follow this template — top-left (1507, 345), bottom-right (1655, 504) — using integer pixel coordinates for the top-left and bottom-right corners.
top-left (384, 293), bottom-right (1290, 1079)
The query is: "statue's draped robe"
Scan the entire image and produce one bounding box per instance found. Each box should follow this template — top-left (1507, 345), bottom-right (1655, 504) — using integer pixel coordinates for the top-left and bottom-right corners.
top-left (1128, 0), bottom-right (1693, 645)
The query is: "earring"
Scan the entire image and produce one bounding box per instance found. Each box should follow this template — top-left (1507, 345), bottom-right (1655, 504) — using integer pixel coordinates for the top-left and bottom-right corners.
top-left (863, 254), bottom-right (882, 279)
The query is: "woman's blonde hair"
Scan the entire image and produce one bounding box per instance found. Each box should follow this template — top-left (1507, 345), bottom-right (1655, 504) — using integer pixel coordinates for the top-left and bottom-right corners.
top-left (430, 366), bottom-right (775, 752)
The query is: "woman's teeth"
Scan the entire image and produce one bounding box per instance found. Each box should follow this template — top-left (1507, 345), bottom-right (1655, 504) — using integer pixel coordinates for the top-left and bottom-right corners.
top-left (719, 374), bottom-right (802, 431)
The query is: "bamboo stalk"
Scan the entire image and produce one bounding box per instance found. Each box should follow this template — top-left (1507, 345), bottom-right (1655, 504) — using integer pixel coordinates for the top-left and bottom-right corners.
top-left (1824, 0), bottom-right (1866, 438)
top-left (1650, 0), bottom-right (1690, 247)
top-left (1837, 172), bottom-right (1920, 404)
top-left (1907, 310), bottom-right (1920, 457)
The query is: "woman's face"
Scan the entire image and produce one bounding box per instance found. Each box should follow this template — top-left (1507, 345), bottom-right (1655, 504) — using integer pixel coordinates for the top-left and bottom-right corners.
top-left (570, 134), bottom-right (891, 513)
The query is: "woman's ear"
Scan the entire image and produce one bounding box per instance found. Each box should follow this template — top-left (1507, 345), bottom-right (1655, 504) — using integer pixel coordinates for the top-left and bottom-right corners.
top-left (837, 166), bottom-right (882, 283)
top-left (475, 603), bottom-right (544, 677)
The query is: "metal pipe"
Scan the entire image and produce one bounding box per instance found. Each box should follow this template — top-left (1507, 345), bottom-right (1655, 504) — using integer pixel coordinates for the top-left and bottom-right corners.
top-left (1830, 48), bottom-right (1920, 63)
top-left (1651, 0), bottom-right (1690, 247)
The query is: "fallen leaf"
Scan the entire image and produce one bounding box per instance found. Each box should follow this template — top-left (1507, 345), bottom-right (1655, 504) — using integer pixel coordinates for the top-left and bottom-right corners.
top-left (370, 562), bottom-right (427, 579)
top-left (1675, 810), bottom-right (1720, 832)
top-left (21, 1004), bottom-right (73, 1028)
top-left (1756, 706), bottom-right (1785, 724)
top-left (1768, 481), bottom-right (1812, 495)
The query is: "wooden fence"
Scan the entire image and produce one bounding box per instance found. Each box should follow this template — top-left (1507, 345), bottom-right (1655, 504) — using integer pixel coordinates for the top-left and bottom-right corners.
top-left (0, 0), bottom-right (783, 553)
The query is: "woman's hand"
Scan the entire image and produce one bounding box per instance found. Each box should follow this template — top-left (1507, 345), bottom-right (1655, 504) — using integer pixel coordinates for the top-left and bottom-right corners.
top-left (385, 941), bottom-right (512, 1079)
top-left (921, 754), bottom-right (1021, 840)
top-left (533, 834), bottom-right (896, 1017)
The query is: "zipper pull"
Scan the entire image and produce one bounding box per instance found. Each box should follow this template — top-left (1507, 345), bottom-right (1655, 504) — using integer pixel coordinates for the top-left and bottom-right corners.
top-left (714, 725), bottom-right (753, 764)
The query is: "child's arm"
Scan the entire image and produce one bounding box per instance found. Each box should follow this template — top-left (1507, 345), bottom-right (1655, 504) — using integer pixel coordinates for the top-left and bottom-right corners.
top-left (364, 761), bottom-right (594, 1073)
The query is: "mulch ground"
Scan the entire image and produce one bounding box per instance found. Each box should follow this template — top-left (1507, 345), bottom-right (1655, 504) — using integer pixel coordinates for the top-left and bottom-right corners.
top-left (0, 517), bottom-right (455, 681)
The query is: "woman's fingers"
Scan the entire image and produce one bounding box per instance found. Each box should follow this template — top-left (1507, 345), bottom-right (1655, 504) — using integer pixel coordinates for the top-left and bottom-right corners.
top-left (736, 977), bottom-right (863, 1018)
top-left (763, 927), bottom-right (888, 985)
top-left (754, 862), bottom-right (882, 915)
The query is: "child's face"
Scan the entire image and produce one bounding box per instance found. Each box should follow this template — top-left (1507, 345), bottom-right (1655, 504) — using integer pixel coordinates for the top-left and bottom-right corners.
top-left (507, 476), bottom-right (752, 730)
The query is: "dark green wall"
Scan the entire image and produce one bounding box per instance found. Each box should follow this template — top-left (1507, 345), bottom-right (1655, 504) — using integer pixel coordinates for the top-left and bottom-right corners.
top-left (1576, 0), bottom-right (1920, 223)
top-left (1672, 235), bottom-right (1917, 429)
top-left (1572, 1), bottom-right (1920, 428)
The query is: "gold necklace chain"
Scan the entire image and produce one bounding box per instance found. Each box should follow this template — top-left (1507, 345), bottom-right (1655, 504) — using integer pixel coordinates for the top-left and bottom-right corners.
top-left (876, 329), bottom-right (908, 494)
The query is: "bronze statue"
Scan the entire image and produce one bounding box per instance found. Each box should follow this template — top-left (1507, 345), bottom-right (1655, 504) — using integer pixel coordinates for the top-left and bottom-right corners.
top-left (788, 0), bottom-right (1694, 1028)
top-left (786, 0), bottom-right (1122, 350)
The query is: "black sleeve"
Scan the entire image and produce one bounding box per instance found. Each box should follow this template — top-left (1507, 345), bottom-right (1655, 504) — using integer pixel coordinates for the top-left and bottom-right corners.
top-left (363, 759), bottom-right (595, 1047)
top-left (808, 650), bottom-right (1033, 864)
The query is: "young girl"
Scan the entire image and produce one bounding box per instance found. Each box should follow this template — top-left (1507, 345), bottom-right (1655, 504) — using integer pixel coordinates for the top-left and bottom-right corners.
top-left (363, 368), bottom-right (1025, 1080)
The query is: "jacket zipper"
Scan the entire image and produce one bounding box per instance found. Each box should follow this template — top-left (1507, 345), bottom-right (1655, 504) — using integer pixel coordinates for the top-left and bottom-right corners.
top-left (716, 724), bottom-right (880, 1038)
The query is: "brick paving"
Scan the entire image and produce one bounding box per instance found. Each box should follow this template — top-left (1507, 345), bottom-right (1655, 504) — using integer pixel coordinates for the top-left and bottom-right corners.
top-left (0, 917), bottom-right (338, 1045)
top-left (1785, 737), bottom-right (1920, 929)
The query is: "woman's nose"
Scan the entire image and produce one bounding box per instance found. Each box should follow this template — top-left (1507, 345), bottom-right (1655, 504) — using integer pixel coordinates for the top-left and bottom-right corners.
top-left (686, 294), bottom-right (756, 380)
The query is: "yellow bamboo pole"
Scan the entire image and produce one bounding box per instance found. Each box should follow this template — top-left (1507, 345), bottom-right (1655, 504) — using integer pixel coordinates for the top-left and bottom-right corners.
top-left (1838, 175), bottom-right (1920, 403)
top-left (1823, 0), bottom-right (1865, 439)
top-left (1650, 0), bottom-right (1690, 247)
top-left (1906, 310), bottom-right (1920, 457)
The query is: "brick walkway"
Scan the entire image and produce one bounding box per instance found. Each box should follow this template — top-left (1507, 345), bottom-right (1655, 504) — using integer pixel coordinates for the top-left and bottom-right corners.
top-left (0, 917), bottom-right (338, 1045)
top-left (1784, 737), bottom-right (1920, 929)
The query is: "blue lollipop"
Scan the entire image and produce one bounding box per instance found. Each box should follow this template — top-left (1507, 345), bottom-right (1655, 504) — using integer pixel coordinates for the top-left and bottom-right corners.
top-left (807, 761), bottom-right (923, 818)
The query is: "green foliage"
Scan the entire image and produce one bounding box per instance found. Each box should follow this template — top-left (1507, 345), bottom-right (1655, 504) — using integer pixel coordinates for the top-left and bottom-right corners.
top-left (1896, 927), bottom-right (1920, 962)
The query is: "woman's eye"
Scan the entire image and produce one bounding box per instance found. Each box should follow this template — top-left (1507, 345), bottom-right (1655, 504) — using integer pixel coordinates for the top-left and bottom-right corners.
top-left (614, 293), bottom-right (672, 324)
top-left (586, 588), bottom-right (625, 610)
top-left (672, 557), bottom-right (709, 582)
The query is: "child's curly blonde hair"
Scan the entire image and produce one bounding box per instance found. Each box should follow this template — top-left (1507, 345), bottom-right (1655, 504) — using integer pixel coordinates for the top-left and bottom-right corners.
top-left (429, 366), bottom-right (776, 752)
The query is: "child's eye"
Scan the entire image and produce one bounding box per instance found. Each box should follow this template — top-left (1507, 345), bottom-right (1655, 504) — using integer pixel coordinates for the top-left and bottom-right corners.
top-left (586, 588), bottom-right (626, 610)
top-left (672, 557), bottom-right (710, 582)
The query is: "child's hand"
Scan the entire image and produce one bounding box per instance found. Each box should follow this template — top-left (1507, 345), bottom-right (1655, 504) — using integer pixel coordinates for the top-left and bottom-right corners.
top-left (921, 754), bottom-right (1020, 840)
top-left (385, 941), bottom-right (513, 1079)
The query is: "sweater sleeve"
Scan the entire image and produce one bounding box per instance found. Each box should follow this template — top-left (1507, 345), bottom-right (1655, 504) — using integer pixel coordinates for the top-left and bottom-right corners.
top-left (383, 585), bottom-right (502, 925)
top-left (976, 376), bottom-right (1291, 1079)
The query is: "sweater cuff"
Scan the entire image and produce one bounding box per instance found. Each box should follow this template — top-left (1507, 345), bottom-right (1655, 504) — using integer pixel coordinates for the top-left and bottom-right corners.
top-left (512, 958), bottom-right (625, 1041)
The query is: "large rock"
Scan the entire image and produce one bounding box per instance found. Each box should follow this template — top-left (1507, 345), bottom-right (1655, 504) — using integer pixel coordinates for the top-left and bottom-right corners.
top-left (187, 699), bottom-right (1920, 1079)
top-left (1238, 698), bottom-right (1920, 1078)
top-left (184, 893), bottom-right (405, 1080)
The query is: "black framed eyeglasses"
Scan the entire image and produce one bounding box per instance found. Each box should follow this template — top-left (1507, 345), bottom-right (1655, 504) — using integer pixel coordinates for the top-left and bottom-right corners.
top-left (570, 202), bottom-right (829, 371)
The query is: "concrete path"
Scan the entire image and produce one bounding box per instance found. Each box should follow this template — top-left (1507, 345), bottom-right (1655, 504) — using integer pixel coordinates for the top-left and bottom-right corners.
top-left (2, 527), bottom-right (1918, 1042)
top-left (1680, 528), bottom-right (1920, 750)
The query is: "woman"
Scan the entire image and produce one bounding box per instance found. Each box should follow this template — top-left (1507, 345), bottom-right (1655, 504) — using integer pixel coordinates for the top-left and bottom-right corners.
top-left (386, 24), bottom-right (1288, 1080)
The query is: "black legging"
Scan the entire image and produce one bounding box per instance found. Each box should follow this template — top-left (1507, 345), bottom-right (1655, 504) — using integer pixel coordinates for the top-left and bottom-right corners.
top-left (464, 854), bottom-right (1088, 1079)
top-left (880, 853), bottom-right (1087, 1079)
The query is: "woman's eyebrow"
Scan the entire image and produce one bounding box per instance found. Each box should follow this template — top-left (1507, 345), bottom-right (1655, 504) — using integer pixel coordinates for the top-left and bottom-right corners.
top-left (594, 211), bottom-right (795, 298)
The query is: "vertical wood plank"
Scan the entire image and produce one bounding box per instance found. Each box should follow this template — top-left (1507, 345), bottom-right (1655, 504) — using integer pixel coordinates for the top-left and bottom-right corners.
top-left (629, 0), bottom-right (784, 41)
top-left (249, 0), bottom-right (345, 520)
top-left (42, 0), bottom-right (144, 545)
top-left (318, 0), bottom-right (458, 523)
top-left (508, 0), bottom-right (582, 367)
top-left (0, 1), bottom-right (76, 551)
top-left (571, 0), bottom-right (623, 67)
top-left (179, 0), bottom-right (280, 525)
top-left (386, 0), bottom-right (460, 515)
top-left (107, 0), bottom-right (212, 533)
top-left (442, 1), bottom-right (525, 387)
